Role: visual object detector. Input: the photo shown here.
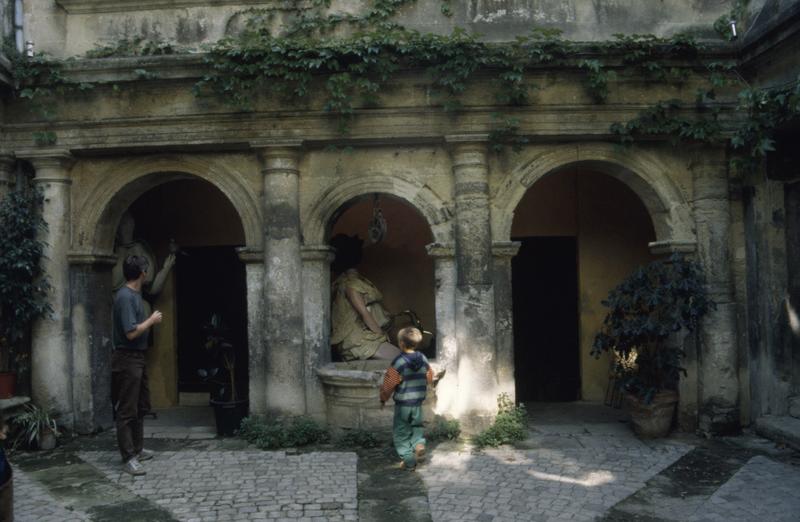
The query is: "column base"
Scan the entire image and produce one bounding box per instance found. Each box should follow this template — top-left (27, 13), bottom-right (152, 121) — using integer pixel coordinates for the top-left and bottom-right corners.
top-left (699, 400), bottom-right (741, 436)
top-left (458, 410), bottom-right (497, 435)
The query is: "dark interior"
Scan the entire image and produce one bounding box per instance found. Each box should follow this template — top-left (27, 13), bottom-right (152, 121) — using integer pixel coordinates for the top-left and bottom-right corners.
top-left (512, 236), bottom-right (581, 402)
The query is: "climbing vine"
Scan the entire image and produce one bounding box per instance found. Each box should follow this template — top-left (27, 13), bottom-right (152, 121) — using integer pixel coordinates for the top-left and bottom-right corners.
top-left (5, 0), bottom-right (799, 159)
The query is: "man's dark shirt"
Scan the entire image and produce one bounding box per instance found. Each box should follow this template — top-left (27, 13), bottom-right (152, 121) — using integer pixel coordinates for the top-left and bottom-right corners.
top-left (112, 285), bottom-right (147, 351)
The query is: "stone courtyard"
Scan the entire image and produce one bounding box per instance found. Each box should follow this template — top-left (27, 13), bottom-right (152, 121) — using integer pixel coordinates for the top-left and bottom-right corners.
top-left (12, 404), bottom-right (800, 522)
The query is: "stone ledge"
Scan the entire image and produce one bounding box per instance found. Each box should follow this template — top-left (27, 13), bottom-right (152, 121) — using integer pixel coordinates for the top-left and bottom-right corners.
top-left (755, 415), bottom-right (800, 451)
top-left (56, 0), bottom-right (307, 14)
top-left (0, 396), bottom-right (31, 417)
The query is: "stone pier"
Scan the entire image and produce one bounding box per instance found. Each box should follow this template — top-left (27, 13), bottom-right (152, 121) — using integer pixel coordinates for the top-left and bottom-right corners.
top-left (20, 150), bottom-right (75, 426)
top-left (255, 143), bottom-right (306, 415)
top-left (239, 250), bottom-right (266, 414)
top-left (447, 136), bottom-right (499, 428)
top-left (693, 151), bottom-right (740, 435)
top-left (301, 244), bottom-right (335, 421)
top-left (492, 241), bottom-right (520, 401)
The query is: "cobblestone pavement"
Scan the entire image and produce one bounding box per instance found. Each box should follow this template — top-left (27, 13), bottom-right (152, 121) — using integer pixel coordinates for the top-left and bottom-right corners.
top-left (14, 468), bottom-right (90, 522)
top-left (688, 455), bottom-right (800, 522)
top-left (418, 442), bottom-right (692, 522)
top-left (78, 449), bottom-right (358, 522)
top-left (11, 404), bottom-right (800, 522)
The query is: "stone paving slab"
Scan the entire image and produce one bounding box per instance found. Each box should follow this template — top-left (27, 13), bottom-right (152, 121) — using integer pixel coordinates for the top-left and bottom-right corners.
top-left (418, 441), bottom-right (692, 522)
top-left (80, 449), bottom-right (358, 521)
top-left (689, 455), bottom-right (800, 522)
top-left (14, 467), bottom-right (91, 522)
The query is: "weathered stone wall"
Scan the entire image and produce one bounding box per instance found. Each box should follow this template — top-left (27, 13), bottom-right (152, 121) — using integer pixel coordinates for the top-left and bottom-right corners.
top-left (7, 0), bottom-right (790, 435)
top-left (27, 0), bottom-right (736, 58)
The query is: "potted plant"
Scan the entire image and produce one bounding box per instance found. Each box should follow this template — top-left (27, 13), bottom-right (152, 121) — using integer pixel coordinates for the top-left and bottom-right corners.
top-left (592, 254), bottom-right (713, 438)
top-left (0, 187), bottom-right (52, 398)
top-left (198, 314), bottom-right (248, 436)
top-left (13, 403), bottom-right (60, 450)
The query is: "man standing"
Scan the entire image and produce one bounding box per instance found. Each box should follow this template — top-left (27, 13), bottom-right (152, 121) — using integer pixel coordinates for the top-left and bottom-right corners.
top-left (112, 255), bottom-right (163, 476)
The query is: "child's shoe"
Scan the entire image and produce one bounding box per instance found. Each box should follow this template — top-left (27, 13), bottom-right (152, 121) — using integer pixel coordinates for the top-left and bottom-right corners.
top-left (414, 444), bottom-right (426, 463)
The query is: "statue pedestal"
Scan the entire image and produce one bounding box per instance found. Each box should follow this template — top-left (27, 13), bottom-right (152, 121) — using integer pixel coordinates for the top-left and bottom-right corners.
top-left (316, 361), bottom-right (436, 435)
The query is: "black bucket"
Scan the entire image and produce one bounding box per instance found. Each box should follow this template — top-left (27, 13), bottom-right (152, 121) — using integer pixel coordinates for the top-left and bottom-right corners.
top-left (210, 399), bottom-right (249, 436)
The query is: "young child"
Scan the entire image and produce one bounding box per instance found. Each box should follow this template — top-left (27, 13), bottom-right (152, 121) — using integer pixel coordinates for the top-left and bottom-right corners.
top-left (380, 327), bottom-right (433, 470)
top-left (0, 414), bottom-right (12, 521)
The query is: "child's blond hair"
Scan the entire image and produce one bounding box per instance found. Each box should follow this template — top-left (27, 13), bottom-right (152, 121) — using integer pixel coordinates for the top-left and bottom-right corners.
top-left (397, 327), bottom-right (423, 350)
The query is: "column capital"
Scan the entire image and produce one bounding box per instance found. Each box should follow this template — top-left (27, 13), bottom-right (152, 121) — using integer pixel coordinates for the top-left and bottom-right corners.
top-left (648, 239), bottom-right (697, 256)
top-left (253, 141), bottom-right (303, 176)
top-left (491, 241), bottom-right (521, 259)
top-left (16, 149), bottom-right (74, 169)
top-left (252, 140), bottom-right (304, 164)
top-left (236, 247), bottom-right (264, 264)
top-left (67, 252), bottom-right (118, 267)
top-left (425, 242), bottom-right (455, 258)
top-left (446, 135), bottom-right (489, 164)
top-left (301, 244), bottom-right (335, 263)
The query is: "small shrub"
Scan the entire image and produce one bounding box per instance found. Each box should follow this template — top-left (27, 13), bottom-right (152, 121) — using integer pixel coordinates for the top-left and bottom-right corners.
top-left (335, 428), bottom-right (381, 449)
top-left (473, 394), bottom-right (527, 448)
top-left (425, 416), bottom-right (461, 442)
top-left (12, 403), bottom-right (59, 449)
top-left (238, 415), bottom-right (329, 449)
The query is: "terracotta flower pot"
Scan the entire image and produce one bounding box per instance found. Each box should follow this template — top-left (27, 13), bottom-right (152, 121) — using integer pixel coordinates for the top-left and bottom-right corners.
top-left (624, 390), bottom-right (678, 439)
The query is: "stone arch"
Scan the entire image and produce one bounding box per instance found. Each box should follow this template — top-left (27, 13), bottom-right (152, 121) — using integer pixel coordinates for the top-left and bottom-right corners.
top-left (303, 174), bottom-right (454, 245)
top-left (73, 154), bottom-right (262, 255)
top-left (492, 144), bottom-right (695, 245)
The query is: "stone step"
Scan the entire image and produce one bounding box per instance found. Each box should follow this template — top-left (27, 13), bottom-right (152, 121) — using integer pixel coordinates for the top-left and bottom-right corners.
top-left (789, 396), bottom-right (800, 419)
top-left (755, 415), bottom-right (800, 451)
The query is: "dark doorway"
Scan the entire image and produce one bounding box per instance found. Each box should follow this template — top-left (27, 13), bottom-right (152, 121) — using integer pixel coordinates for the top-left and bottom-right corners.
top-left (512, 236), bottom-right (580, 402)
top-left (176, 246), bottom-right (248, 397)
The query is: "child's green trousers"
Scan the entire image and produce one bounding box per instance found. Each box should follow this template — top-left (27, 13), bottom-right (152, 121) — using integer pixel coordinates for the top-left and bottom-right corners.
top-left (393, 405), bottom-right (426, 468)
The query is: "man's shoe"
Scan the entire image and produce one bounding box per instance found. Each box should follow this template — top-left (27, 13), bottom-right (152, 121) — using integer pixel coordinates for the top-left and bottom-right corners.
top-left (123, 457), bottom-right (146, 476)
top-left (137, 449), bottom-right (155, 461)
top-left (414, 444), bottom-right (426, 463)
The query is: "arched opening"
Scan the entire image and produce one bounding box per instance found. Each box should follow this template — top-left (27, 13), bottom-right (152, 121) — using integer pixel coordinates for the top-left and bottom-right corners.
top-left (327, 193), bottom-right (436, 360)
top-left (511, 168), bottom-right (657, 403)
top-left (117, 177), bottom-right (247, 412)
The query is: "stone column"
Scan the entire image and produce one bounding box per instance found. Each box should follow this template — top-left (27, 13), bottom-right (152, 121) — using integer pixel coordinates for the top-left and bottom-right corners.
top-left (447, 135), bottom-right (498, 428)
top-left (0, 156), bottom-right (14, 200)
top-left (301, 245), bottom-right (335, 421)
top-left (425, 243), bottom-right (458, 414)
top-left (492, 241), bottom-right (520, 401)
top-left (650, 240), bottom-right (699, 432)
top-left (20, 150), bottom-right (74, 426)
top-left (239, 250), bottom-right (266, 414)
top-left (692, 152), bottom-right (740, 435)
top-left (255, 142), bottom-right (306, 415)
top-left (68, 253), bottom-right (116, 433)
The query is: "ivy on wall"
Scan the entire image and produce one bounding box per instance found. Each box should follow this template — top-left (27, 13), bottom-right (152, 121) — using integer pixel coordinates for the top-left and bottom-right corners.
top-left (6, 0), bottom-right (800, 162)
top-left (0, 185), bottom-right (51, 374)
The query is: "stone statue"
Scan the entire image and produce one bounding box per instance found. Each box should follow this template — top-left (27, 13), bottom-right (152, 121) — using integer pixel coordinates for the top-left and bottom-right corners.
top-left (330, 234), bottom-right (401, 361)
top-left (112, 211), bottom-right (177, 315)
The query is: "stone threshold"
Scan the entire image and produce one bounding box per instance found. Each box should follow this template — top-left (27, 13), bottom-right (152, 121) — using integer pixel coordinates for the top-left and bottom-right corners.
top-left (755, 415), bottom-right (800, 451)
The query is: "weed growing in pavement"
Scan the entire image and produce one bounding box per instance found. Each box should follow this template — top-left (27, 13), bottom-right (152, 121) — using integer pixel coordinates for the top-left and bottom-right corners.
top-left (238, 415), bottom-right (330, 449)
top-left (425, 416), bottom-right (461, 442)
top-left (473, 394), bottom-right (527, 448)
top-left (335, 428), bottom-right (382, 449)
